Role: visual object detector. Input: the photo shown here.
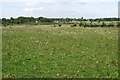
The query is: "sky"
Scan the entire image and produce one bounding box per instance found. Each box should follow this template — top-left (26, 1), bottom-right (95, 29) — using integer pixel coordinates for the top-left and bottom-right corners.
top-left (0, 0), bottom-right (120, 19)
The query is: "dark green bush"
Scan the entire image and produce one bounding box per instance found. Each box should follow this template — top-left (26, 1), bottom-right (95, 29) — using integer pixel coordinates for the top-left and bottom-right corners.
top-left (116, 22), bottom-right (120, 27)
top-left (107, 23), bottom-right (115, 27)
top-left (58, 24), bottom-right (62, 27)
top-left (71, 24), bottom-right (77, 27)
top-left (100, 22), bottom-right (106, 27)
top-left (53, 25), bottom-right (56, 27)
top-left (79, 22), bottom-right (84, 27)
top-left (84, 23), bottom-right (90, 27)
top-left (90, 24), bottom-right (100, 27)
top-left (3, 24), bottom-right (7, 27)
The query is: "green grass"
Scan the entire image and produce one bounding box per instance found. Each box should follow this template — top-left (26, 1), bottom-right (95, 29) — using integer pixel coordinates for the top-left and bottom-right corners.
top-left (2, 25), bottom-right (118, 78)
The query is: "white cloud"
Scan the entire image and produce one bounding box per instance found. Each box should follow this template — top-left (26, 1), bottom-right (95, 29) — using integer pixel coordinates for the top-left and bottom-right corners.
top-left (24, 7), bottom-right (45, 12)
top-left (25, 2), bottom-right (38, 6)
top-left (1, 0), bottom-right (118, 18)
top-left (0, 0), bottom-right (56, 2)
top-left (0, 0), bottom-right (119, 2)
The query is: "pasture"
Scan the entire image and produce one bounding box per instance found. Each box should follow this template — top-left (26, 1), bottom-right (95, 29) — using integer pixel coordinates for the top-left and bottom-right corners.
top-left (2, 25), bottom-right (118, 78)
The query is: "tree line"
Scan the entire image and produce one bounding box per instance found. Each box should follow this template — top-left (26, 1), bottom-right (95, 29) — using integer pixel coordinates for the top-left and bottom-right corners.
top-left (1, 16), bottom-right (120, 27)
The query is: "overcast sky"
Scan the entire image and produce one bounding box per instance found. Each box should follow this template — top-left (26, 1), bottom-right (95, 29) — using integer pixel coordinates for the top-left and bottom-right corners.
top-left (0, 0), bottom-right (119, 18)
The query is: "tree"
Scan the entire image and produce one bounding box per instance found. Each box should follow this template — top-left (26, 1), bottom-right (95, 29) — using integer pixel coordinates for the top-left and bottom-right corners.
top-left (2, 18), bottom-right (8, 27)
top-left (100, 22), bottom-right (106, 27)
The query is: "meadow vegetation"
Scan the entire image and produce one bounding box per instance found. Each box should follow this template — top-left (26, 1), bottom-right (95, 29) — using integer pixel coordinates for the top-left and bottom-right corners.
top-left (2, 25), bottom-right (118, 78)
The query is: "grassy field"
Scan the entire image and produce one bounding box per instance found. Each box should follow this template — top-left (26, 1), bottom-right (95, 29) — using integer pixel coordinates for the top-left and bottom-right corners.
top-left (2, 25), bottom-right (118, 78)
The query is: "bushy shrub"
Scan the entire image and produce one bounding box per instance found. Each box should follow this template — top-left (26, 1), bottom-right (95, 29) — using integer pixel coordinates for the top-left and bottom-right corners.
top-left (71, 24), bottom-right (77, 27)
top-left (100, 22), bottom-right (106, 27)
top-left (116, 22), bottom-right (120, 27)
top-left (90, 24), bottom-right (100, 27)
top-left (58, 24), bottom-right (62, 27)
top-left (79, 22), bottom-right (83, 27)
top-left (90, 24), bottom-right (95, 27)
top-left (107, 23), bottom-right (115, 27)
top-left (94, 24), bottom-right (100, 27)
top-left (80, 23), bottom-right (85, 28)
top-left (3, 24), bottom-right (7, 27)
top-left (53, 25), bottom-right (56, 27)
top-left (84, 23), bottom-right (90, 27)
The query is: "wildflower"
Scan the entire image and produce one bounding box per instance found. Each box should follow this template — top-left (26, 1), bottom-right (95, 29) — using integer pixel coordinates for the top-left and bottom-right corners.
top-left (96, 61), bottom-right (99, 63)
top-left (56, 73), bottom-right (59, 76)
